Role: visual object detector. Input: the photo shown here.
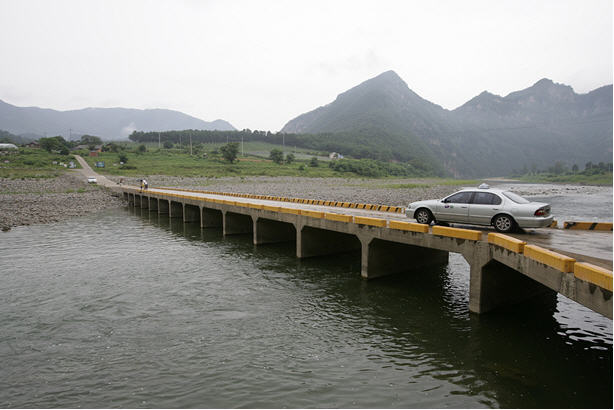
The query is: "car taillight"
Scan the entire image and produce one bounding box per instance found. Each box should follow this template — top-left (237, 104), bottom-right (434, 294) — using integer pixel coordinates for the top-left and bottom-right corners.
top-left (534, 207), bottom-right (547, 217)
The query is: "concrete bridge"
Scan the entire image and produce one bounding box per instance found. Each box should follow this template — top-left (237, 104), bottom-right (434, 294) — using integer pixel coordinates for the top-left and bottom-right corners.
top-left (118, 186), bottom-right (613, 319)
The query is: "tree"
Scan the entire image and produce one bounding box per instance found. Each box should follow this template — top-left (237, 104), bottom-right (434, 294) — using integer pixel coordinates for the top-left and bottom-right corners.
top-left (80, 135), bottom-right (102, 146)
top-left (138, 144), bottom-right (147, 153)
top-left (119, 153), bottom-right (128, 163)
top-left (220, 142), bottom-right (239, 163)
top-left (309, 156), bottom-right (319, 167)
top-left (270, 148), bottom-right (284, 164)
top-left (285, 153), bottom-right (295, 164)
top-left (572, 164), bottom-right (579, 173)
top-left (163, 140), bottom-right (173, 149)
top-left (39, 136), bottom-right (69, 153)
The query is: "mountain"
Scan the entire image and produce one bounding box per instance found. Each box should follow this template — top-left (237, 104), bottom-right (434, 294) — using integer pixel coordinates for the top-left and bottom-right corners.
top-left (283, 70), bottom-right (453, 137)
top-left (281, 71), bottom-right (612, 177)
top-left (0, 99), bottom-right (236, 140)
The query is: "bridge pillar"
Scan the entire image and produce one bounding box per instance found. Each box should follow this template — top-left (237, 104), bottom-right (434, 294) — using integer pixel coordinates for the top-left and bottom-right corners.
top-left (467, 248), bottom-right (555, 314)
top-left (201, 207), bottom-right (222, 228)
top-left (134, 194), bottom-right (141, 208)
top-left (183, 204), bottom-right (200, 223)
top-left (362, 238), bottom-right (448, 279)
top-left (170, 201), bottom-right (183, 219)
top-left (254, 218), bottom-right (296, 245)
top-left (123, 192), bottom-right (129, 201)
top-left (224, 211), bottom-right (253, 235)
top-left (297, 225), bottom-right (361, 258)
top-left (128, 193), bottom-right (135, 206)
top-left (140, 195), bottom-right (149, 209)
top-left (158, 199), bottom-right (169, 215)
top-left (148, 197), bottom-right (158, 212)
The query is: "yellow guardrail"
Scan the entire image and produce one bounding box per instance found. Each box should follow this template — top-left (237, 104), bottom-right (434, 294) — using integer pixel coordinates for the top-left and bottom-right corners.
top-left (389, 220), bottom-right (429, 233)
top-left (432, 226), bottom-right (482, 241)
top-left (155, 186), bottom-right (406, 214)
top-left (524, 244), bottom-right (575, 273)
top-left (354, 216), bottom-right (387, 227)
top-left (325, 213), bottom-right (354, 223)
top-left (563, 222), bottom-right (613, 231)
top-left (574, 262), bottom-right (613, 291)
top-left (487, 233), bottom-right (526, 253)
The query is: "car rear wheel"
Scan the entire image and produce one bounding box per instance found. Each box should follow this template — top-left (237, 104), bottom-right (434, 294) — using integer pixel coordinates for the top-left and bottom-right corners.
top-left (493, 214), bottom-right (515, 233)
top-left (415, 208), bottom-right (434, 225)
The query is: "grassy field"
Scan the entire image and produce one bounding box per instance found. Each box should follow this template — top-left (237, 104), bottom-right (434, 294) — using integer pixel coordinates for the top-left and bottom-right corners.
top-left (0, 148), bottom-right (80, 179)
top-left (80, 149), bottom-right (340, 178)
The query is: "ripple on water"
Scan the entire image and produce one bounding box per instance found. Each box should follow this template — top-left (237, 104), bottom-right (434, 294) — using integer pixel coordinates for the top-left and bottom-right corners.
top-left (0, 207), bottom-right (611, 408)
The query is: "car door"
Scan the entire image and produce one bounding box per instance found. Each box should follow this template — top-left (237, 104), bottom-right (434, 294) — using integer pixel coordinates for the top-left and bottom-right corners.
top-left (468, 192), bottom-right (503, 225)
top-left (437, 191), bottom-right (473, 223)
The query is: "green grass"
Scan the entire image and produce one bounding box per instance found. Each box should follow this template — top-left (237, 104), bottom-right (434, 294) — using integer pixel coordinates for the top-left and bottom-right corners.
top-left (82, 150), bottom-right (342, 178)
top-left (0, 148), bottom-right (79, 179)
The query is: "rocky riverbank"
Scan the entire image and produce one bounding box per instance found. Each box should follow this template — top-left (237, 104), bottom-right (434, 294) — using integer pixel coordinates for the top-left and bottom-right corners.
top-left (0, 173), bottom-right (124, 231)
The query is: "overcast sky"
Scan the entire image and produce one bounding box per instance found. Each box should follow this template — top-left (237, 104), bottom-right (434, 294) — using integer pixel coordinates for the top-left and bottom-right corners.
top-left (0, 0), bottom-right (611, 131)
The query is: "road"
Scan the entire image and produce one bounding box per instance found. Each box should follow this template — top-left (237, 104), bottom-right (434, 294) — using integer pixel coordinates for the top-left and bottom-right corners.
top-left (72, 155), bottom-right (117, 187)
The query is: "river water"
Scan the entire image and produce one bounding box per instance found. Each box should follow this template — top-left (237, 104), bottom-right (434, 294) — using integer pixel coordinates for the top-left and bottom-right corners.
top-left (0, 203), bottom-right (612, 408)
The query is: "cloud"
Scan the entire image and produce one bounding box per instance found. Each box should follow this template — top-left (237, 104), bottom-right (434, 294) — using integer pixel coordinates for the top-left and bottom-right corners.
top-left (121, 122), bottom-right (137, 137)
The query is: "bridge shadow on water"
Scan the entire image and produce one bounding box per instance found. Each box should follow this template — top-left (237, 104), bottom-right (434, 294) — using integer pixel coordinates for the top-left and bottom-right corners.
top-left (129, 207), bottom-right (612, 408)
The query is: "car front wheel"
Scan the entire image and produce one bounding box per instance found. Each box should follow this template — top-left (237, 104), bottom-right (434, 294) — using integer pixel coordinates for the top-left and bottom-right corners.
top-left (415, 208), bottom-right (434, 225)
top-left (493, 214), bottom-right (515, 233)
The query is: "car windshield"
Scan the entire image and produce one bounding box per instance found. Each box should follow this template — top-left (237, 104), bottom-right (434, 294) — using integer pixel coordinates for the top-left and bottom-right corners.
top-left (502, 191), bottom-right (530, 204)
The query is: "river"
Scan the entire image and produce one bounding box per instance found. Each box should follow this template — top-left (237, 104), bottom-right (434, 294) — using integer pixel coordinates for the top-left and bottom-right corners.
top-left (0, 193), bottom-right (612, 408)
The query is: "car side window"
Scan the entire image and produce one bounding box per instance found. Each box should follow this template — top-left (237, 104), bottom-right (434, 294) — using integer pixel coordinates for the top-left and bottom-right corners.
top-left (445, 192), bottom-right (473, 203)
top-left (473, 192), bottom-right (502, 205)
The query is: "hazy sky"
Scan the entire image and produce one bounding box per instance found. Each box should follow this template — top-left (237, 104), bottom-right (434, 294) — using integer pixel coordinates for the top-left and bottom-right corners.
top-left (0, 0), bottom-right (612, 131)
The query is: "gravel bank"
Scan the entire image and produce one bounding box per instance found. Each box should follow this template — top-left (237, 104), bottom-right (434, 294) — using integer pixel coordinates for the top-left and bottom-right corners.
top-left (109, 175), bottom-right (468, 206)
top-left (0, 173), bottom-right (124, 231)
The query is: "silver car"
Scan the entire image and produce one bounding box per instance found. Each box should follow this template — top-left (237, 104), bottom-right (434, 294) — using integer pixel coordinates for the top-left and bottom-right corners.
top-left (406, 184), bottom-right (554, 233)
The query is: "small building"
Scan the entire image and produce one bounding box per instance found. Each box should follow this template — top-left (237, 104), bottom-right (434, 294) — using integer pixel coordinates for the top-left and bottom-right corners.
top-left (89, 150), bottom-right (99, 157)
top-left (25, 142), bottom-right (40, 148)
top-left (329, 152), bottom-right (344, 160)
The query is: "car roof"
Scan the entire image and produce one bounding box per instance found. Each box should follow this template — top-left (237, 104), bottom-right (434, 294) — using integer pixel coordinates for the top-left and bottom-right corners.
top-left (455, 187), bottom-right (507, 194)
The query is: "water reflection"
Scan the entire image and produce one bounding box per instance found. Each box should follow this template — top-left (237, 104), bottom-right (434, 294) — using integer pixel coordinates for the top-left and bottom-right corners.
top-left (131, 208), bottom-right (613, 408)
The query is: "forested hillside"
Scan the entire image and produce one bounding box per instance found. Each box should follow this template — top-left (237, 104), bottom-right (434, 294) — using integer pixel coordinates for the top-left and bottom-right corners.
top-left (281, 71), bottom-right (612, 177)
